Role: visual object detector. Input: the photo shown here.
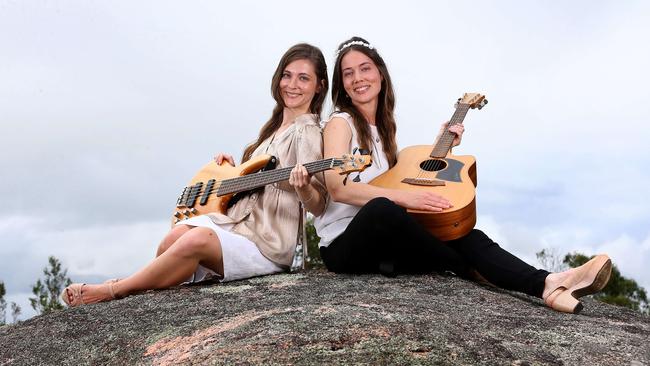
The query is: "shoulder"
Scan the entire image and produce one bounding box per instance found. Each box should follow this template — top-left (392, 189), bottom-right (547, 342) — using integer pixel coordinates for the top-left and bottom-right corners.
top-left (323, 112), bottom-right (354, 136)
top-left (292, 114), bottom-right (322, 140)
top-left (293, 114), bottom-right (320, 130)
top-left (326, 111), bottom-right (353, 126)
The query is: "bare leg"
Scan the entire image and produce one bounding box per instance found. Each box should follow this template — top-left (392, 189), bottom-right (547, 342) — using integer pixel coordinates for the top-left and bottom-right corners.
top-left (65, 227), bottom-right (224, 305)
top-left (156, 224), bottom-right (192, 257)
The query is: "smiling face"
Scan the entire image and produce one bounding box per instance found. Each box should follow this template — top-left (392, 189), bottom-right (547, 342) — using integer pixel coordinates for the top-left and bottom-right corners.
top-left (340, 50), bottom-right (383, 107)
top-left (279, 59), bottom-right (320, 114)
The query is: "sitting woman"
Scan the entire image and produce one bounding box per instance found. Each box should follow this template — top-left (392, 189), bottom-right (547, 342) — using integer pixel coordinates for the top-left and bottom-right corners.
top-left (63, 43), bottom-right (329, 306)
top-left (314, 36), bottom-right (612, 314)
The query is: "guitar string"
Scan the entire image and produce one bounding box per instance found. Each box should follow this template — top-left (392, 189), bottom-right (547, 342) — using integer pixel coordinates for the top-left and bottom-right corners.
top-left (179, 161), bottom-right (334, 204)
top-left (417, 104), bottom-right (469, 181)
top-left (180, 160), bottom-right (336, 206)
top-left (178, 158), bottom-right (342, 205)
top-left (217, 159), bottom-right (338, 194)
top-left (420, 104), bottom-right (465, 177)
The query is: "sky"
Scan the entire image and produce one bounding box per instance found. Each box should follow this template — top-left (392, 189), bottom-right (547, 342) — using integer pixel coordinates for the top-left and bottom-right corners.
top-left (1, 1), bottom-right (649, 320)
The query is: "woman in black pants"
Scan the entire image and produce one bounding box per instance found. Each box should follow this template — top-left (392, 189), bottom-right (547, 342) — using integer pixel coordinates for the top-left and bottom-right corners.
top-left (314, 36), bottom-right (612, 314)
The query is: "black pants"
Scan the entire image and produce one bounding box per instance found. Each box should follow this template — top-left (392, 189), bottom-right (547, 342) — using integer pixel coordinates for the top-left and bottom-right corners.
top-left (320, 197), bottom-right (549, 298)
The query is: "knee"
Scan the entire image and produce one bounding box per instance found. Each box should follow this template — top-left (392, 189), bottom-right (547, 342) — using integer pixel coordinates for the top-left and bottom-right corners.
top-left (461, 229), bottom-right (499, 249)
top-left (362, 197), bottom-right (404, 218)
top-left (158, 225), bottom-right (191, 254)
top-left (172, 227), bottom-right (218, 257)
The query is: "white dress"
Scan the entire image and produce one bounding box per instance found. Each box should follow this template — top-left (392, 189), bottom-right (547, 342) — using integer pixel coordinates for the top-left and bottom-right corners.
top-left (178, 215), bottom-right (283, 283)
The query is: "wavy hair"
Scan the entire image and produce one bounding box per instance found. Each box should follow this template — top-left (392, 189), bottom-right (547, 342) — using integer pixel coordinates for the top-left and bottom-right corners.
top-left (242, 43), bottom-right (328, 163)
top-left (331, 36), bottom-right (397, 167)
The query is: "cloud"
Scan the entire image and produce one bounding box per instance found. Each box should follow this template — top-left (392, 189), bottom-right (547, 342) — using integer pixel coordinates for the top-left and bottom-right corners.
top-left (1, 1), bottom-right (649, 319)
top-left (476, 214), bottom-right (650, 292)
top-left (0, 214), bottom-right (167, 292)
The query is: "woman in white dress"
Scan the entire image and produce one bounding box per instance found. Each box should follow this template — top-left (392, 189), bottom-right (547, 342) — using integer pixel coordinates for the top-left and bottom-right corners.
top-left (63, 43), bottom-right (328, 307)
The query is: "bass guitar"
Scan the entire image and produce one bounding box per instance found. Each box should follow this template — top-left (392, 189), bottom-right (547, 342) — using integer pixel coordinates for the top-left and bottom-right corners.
top-left (172, 154), bottom-right (371, 225)
top-left (370, 93), bottom-right (487, 241)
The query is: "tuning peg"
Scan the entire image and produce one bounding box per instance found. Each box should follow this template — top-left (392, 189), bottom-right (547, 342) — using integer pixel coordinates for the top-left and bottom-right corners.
top-left (190, 208), bottom-right (198, 214)
top-left (173, 211), bottom-right (183, 219)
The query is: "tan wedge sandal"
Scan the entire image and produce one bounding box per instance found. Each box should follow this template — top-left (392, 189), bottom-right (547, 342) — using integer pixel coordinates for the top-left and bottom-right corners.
top-left (544, 254), bottom-right (612, 314)
top-left (61, 282), bottom-right (117, 308)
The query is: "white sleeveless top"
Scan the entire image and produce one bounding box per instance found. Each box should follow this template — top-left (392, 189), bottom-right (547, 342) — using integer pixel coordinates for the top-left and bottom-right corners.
top-left (314, 112), bottom-right (390, 247)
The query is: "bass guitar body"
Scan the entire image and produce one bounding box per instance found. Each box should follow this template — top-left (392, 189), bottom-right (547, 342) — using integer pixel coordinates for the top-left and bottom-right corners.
top-left (370, 145), bottom-right (477, 241)
top-left (172, 154), bottom-right (372, 226)
top-left (172, 155), bottom-right (274, 225)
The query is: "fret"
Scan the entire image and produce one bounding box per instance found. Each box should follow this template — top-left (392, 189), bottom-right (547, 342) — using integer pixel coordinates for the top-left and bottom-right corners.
top-left (430, 104), bottom-right (470, 158)
top-left (216, 158), bottom-right (336, 196)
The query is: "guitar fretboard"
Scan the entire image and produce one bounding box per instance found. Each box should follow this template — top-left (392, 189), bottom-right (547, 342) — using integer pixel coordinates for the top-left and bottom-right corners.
top-left (216, 158), bottom-right (336, 196)
top-left (430, 103), bottom-right (470, 158)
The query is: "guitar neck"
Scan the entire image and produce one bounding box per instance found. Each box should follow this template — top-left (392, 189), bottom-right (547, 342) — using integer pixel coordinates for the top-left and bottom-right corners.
top-left (216, 158), bottom-right (335, 196)
top-left (429, 103), bottom-right (470, 158)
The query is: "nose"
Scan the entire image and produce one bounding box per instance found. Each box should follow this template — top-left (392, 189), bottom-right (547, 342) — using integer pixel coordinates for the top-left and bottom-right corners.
top-left (288, 76), bottom-right (298, 88)
top-left (352, 70), bottom-right (362, 84)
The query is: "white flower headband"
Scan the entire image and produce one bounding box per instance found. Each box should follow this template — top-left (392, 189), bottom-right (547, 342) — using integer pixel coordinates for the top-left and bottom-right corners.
top-left (334, 40), bottom-right (375, 58)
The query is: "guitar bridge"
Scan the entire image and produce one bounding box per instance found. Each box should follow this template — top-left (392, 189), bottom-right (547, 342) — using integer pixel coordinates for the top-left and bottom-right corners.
top-left (401, 178), bottom-right (446, 186)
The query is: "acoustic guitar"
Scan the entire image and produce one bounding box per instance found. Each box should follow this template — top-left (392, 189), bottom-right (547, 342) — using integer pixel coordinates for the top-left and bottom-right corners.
top-left (370, 93), bottom-right (487, 241)
top-left (172, 154), bottom-right (371, 225)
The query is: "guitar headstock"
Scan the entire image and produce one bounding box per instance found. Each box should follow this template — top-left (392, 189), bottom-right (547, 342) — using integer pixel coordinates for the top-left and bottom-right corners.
top-left (456, 93), bottom-right (488, 110)
top-left (331, 154), bottom-right (372, 175)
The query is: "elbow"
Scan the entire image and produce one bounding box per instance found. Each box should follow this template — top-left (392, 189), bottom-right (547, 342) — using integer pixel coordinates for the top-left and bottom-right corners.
top-left (328, 184), bottom-right (347, 203)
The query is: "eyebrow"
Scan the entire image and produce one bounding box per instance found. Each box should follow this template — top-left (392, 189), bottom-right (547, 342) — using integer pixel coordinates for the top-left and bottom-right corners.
top-left (342, 61), bottom-right (372, 72)
top-left (283, 70), bottom-right (312, 77)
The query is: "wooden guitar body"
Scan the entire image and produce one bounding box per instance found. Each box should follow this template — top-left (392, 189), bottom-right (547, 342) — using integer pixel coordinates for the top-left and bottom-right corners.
top-left (369, 93), bottom-right (487, 241)
top-left (370, 145), bottom-right (477, 241)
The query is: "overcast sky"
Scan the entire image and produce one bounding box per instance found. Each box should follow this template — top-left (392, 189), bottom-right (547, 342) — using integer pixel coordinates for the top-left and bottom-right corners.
top-left (1, 1), bottom-right (649, 320)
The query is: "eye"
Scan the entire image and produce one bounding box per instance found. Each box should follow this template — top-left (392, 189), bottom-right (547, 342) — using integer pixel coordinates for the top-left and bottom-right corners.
top-left (361, 66), bottom-right (371, 72)
top-left (299, 75), bottom-right (310, 81)
top-left (282, 72), bottom-right (291, 79)
top-left (343, 70), bottom-right (352, 78)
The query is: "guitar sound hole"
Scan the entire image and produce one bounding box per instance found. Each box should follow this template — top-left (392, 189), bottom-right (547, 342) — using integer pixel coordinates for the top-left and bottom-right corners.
top-left (419, 159), bottom-right (447, 172)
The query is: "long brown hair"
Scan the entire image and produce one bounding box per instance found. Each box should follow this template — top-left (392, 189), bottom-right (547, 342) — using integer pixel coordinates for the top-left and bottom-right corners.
top-left (331, 36), bottom-right (397, 167)
top-left (241, 43), bottom-right (329, 163)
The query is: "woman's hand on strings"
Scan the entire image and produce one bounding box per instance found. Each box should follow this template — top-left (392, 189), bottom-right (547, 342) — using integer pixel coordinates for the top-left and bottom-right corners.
top-left (289, 164), bottom-right (311, 189)
top-left (289, 164), bottom-right (314, 203)
top-left (214, 153), bottom-right (235, 166)
top-left (439, 121), bottom-right (465, 147)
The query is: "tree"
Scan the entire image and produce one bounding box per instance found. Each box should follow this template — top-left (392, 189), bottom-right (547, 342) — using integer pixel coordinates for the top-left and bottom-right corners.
top-left (304, 217), bottom-right (324, 269)
top-left (536, 248), bottom-right (568, 273)
top-left (563, 252), bottom-right (649, 315)
top-left (10, 302), bottom-right (21, 324)
top-left (0, 281), bottom-right (6, 325)
top-left (1, 281), bottom-right (22, 324)
top-left (29, 256), bottom-right (72, 314)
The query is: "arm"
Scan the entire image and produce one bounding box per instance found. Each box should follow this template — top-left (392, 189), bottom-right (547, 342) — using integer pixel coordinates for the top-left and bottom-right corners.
top-left (323, 118), bottom-right (451, 212)
top-left (289, 122), bottom-right (327, 216)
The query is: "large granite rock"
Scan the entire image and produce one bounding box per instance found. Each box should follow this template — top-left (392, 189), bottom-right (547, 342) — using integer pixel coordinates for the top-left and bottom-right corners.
top-left (1, 270), bottom-right (649, 365)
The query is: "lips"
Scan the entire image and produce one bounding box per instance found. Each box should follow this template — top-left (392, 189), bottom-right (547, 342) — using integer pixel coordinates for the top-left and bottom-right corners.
top-left (285, 91), bottom-right (301, 98)
top-left (353, 85), bottom-right (370, 94)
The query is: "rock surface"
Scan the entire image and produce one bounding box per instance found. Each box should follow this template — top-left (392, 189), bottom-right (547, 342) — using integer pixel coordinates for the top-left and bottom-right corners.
top-left (1, 270), bottom-right (649, 365)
